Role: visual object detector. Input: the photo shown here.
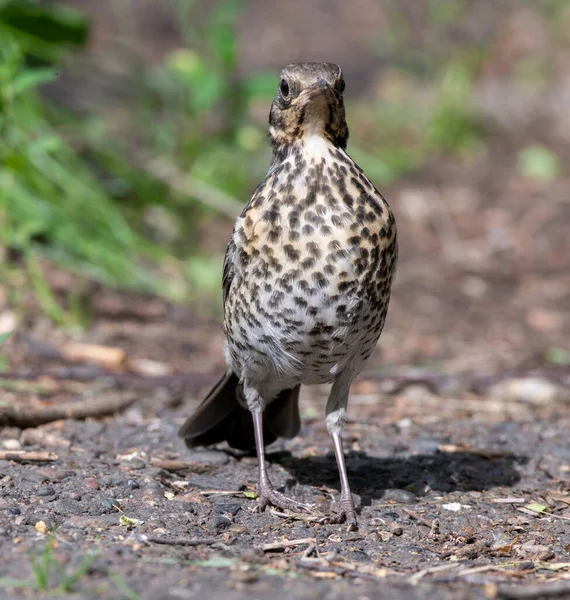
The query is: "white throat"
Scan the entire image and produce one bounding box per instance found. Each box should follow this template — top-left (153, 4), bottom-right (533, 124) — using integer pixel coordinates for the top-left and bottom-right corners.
top-left (301, 134), bottom-right (334, 162)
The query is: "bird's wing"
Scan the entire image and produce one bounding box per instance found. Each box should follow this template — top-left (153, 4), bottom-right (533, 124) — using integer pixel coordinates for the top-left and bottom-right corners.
top-left (222, 178), bottom-right (269, 309)
top-left (222, 235), bottom-right (236, 309)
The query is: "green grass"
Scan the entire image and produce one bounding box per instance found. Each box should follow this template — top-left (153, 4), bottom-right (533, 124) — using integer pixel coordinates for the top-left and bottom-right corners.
top-left (0, 538), bottom-right (96, 594)
top-left (0, 537), bottom-right (142, 598)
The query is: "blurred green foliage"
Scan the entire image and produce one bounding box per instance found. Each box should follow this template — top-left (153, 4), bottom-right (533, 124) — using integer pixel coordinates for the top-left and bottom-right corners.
top-left (0, 0), bottom-right (183, 324)
top-left (426, 62), bottom-right (484, 155)
top-left (2, 0), bottom-right (563, 324)
top-left (518, 145), bottom-right (561, 181)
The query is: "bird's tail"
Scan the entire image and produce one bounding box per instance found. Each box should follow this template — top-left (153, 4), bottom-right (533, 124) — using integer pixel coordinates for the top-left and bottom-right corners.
top-left (178, 372), bottom-right (301, 451)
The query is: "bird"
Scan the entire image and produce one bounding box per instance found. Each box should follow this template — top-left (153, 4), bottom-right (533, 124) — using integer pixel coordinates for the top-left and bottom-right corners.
top-left (179, 62), bottom-right (397, 530)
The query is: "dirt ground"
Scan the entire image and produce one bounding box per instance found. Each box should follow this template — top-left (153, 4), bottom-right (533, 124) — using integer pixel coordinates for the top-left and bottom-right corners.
top-left (1, 386), bottom-right (570, 600)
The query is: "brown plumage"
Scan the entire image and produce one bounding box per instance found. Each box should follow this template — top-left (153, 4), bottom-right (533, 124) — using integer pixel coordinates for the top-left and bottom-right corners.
top-left (180, 62), bottom-right (397, 529)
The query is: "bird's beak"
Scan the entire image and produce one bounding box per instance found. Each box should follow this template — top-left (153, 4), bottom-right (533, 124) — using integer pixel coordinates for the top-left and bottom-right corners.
top-left (295, 79), bottom-right (334, 105)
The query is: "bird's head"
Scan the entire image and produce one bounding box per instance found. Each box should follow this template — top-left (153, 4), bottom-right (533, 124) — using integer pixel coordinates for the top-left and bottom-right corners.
top-left (268, 62), bottom-right (349, 154)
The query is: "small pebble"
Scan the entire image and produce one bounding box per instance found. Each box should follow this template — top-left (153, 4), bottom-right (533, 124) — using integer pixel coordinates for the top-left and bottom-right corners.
top-left (127, 479), bottom-right (140, 490)
top-left (22, 471), bottom-right (48, 484)
top-left (84, 478), bottom-right (100, 490)
top-left (35, 521), bottom-right (48, 534)
top-left (121, 458), bottom-right (146, 470)
top-left (39, 468), bottom-right (69, 482)
top-left (8, 507), bottom-right (21, 515)
top-left (37, 486), bottom-right (56, 497)
top-left (349, 550), bottom-right (370, 562)
top-left (99, 498), bottom-right (118, 512)
top-left (388, 524), bottom-right (404, 536)
top-left (99, 474), bottom-right (125, 486)
top-left (2, 439), bottom-right (21, 450)
top-left (209, 515), bottom-right (232, 531)
top-left (214, 502), bottom-right (241, 516)
top-left (312, 495), bottom-right (331, 512)
top-left (52, 500), bottom-right (83, 516)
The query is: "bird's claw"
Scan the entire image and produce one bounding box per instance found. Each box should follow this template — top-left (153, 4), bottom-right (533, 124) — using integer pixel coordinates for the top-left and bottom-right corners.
top-left (254, 483), bottom-right (312, 514)
top-left (323, 494), bottom-right (358, 531)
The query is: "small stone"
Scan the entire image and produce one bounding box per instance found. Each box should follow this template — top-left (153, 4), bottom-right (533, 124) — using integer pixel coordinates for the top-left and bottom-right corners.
top-left (209, 515), bottom-right (232, 531)
top-left (39, 468), bottom-right (70, 482)
top-left (8, 507), bottom-right (21, 515)
top-left (99, 498), bottom-right (118, 512)
top-left (84, 478), bottom-right (100, 490)
top-left (52, 500), bottom-right (83, 516)
top-left (214, 502), bottom-right (241, 516)
top-left (312, 495), bottom-right (331, 512)
top-left (2, 439), bottom-right (21, 450)
top-left (151, 527), bottom-right (168, 536)
top-left (37, 486), bottom-right (56, 497)
top-left (22, 471), bottom-right (48, 484)
top-left (456, 543), bottom-right (481, 560)
top-left (121, 458), bottom-right (146, 470)
top-left (349, 550), bottom-right (370, 562)
top-left (127, 480), bottom-right (140, 490)
top-left (99, 474), bottom-right (125, 486)
top-left (35, 521), bottom-right (48, 534)
top-left (388, 524), bottom-right (404, 536)
top-left (383, 489), bottom-right (418, 504)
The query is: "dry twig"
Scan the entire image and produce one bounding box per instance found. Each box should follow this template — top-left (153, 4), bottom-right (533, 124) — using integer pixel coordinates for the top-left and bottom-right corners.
top-left (0, 394), bottom-right (137, 428)
top-left (497, 582), bottom-right (570, 599)
top-left (199, 490), bottom-right (246, 497)
top-left (145, 536), bottom-right (217, 547)
top-left (402, 507), bottom-right (440, 536)
top-left (259, 537), bottom-right (316, 552)
top-left (0, 450), bottom-right (58, 462)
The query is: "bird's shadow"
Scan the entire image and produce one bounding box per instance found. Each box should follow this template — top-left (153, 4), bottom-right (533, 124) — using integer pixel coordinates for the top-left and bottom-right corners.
top-left (265, 449), bottom-right (527, 506)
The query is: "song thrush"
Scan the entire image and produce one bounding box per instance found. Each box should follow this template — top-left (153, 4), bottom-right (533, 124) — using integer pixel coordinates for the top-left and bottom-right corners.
top-left (179, 62), bottom-right (397, 529)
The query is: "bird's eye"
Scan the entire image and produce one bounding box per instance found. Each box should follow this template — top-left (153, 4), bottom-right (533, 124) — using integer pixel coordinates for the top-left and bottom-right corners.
top-left (336, 79), bottom-right (346, 94)
top-left (279, 79), bottom-right (290, 97)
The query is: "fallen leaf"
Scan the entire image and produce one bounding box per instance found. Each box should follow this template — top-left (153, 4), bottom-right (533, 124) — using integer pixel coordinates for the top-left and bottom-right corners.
top-left (120, 515), bottom-right (144, 527)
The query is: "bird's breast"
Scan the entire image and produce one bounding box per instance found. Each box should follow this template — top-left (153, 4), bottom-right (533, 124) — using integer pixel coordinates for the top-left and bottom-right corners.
top-left (225, 139), bottom-right (397, 383)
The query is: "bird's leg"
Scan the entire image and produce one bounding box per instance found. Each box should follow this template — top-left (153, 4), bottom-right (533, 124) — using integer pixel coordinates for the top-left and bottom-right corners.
top-left (250, 397), bottom-right (310, 513)
top-left (330, 429), bottom-right (357, 530)
top-left (325, 374), bottom-right (358, 530)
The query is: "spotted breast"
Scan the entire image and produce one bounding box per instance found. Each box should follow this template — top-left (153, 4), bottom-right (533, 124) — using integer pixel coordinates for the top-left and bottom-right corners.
top-left (223, 132), bottom-right (397, 394)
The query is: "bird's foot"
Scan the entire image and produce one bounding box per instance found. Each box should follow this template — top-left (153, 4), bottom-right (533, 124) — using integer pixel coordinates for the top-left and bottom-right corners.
top-left (254, 480), bottom-right (312, 514)
top-left (326, 493), bottom-right (358, 531)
